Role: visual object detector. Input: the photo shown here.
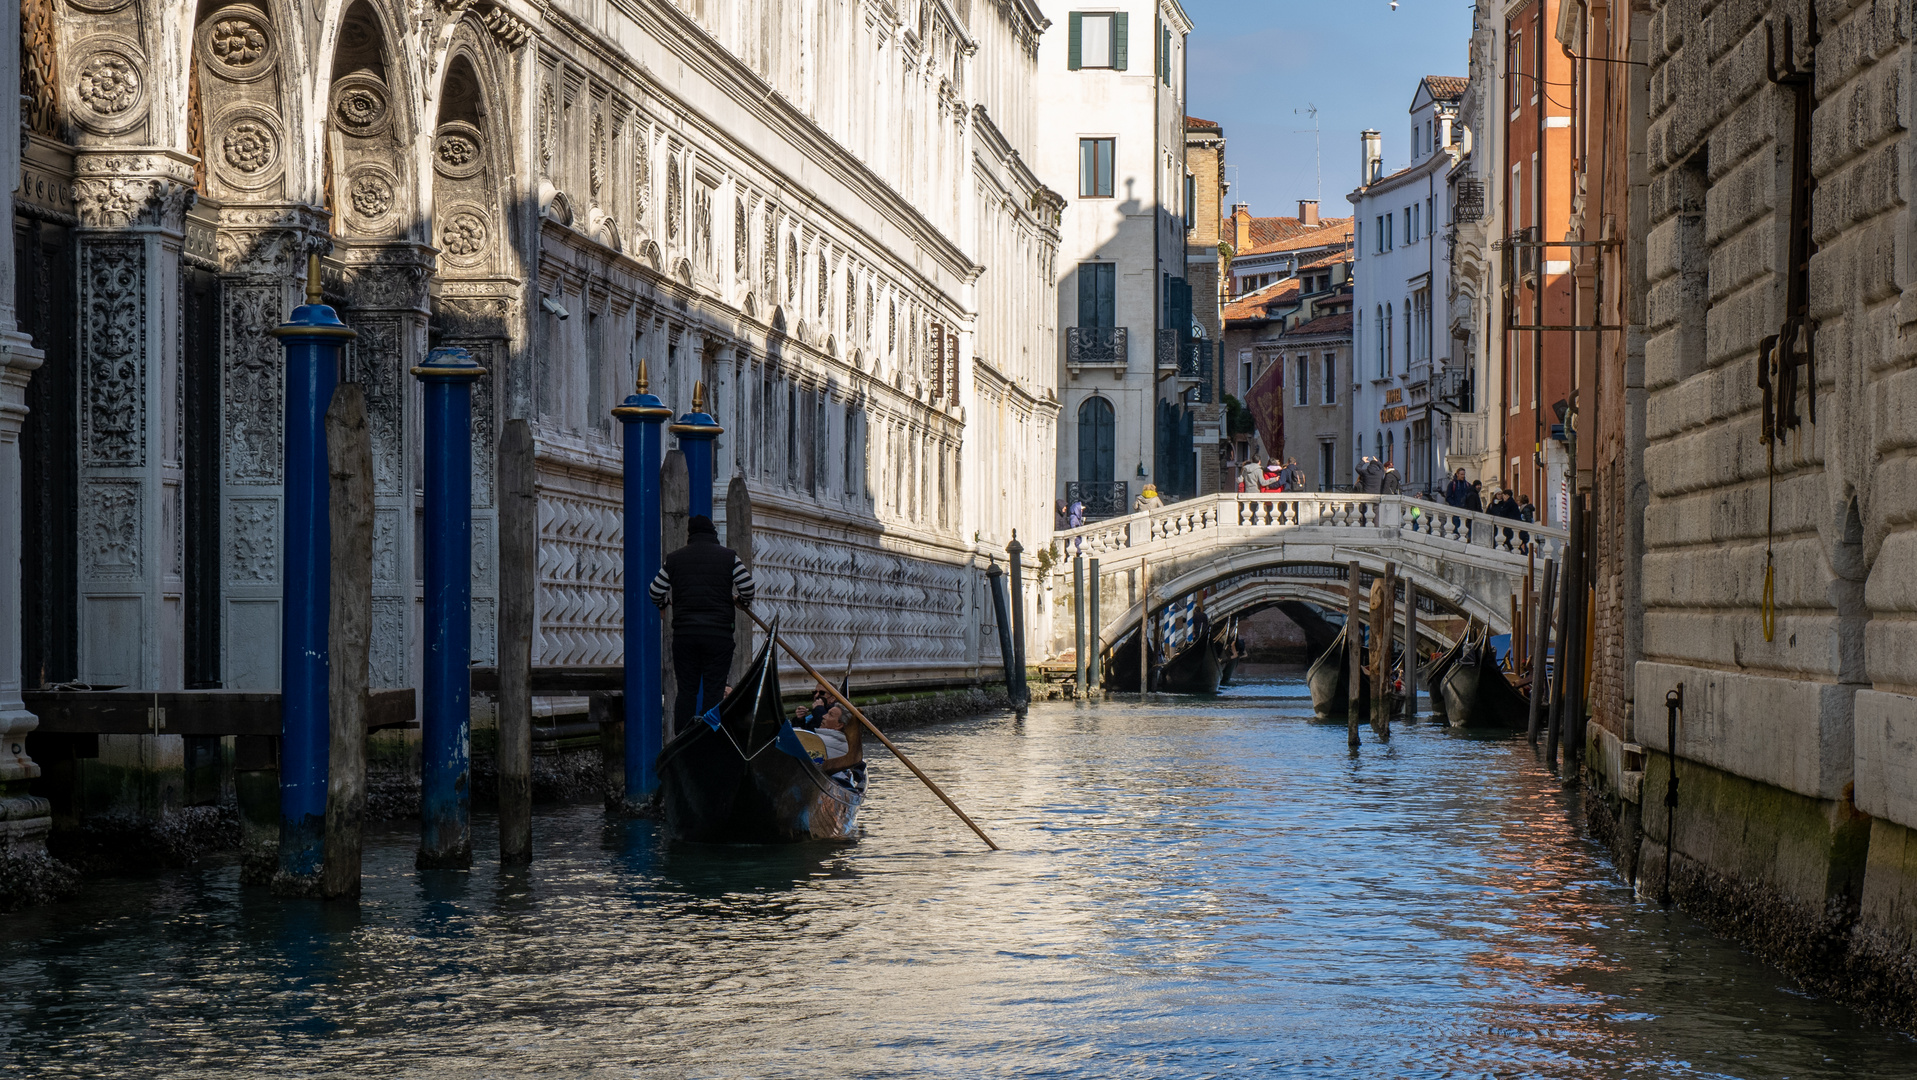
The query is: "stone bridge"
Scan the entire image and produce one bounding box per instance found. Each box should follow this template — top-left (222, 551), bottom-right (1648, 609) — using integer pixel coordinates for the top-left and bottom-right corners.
top-left (1043, 493), bottom-right (1571, 660)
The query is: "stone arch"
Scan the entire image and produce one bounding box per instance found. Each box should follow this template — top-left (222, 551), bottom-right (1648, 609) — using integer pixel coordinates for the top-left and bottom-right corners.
top-left (431, 46), bottom-right (509, 277)
top-left (327, 0), bottom-right (418, 243)
top-left (188, 0), bottom-right (298, 201)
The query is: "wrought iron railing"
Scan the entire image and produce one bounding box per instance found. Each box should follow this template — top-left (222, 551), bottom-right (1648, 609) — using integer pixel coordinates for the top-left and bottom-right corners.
top-left (1064, 480), bottom-right (1130, 522)
top-left (1177, 340), bottom-right (1202, 382)
top-left (1065, 326), bottom-right (1127, 366)
top-left (1155, 328), bottom-right (1178, 370)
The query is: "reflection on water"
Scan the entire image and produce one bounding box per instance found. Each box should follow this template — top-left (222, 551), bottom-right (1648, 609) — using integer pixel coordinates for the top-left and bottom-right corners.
top-left (3, 672), bottom-right (1912, 1078)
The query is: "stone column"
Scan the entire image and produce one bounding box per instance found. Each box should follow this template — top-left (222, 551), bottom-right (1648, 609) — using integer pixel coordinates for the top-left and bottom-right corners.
top-left (214, 206), bottom-right (330, 691)
top-left (337, 244), bottom-right (435, 692)
top-left (72, 152), bottom-right (196, 816)
top-left (0, 0), bottom-right (53, 856)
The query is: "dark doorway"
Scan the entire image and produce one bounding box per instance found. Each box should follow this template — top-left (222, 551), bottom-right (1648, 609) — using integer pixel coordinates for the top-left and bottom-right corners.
top-left (15, 216), bottom-right (76, 689)
top-left (1078, 397), bottom-right (1114, 484)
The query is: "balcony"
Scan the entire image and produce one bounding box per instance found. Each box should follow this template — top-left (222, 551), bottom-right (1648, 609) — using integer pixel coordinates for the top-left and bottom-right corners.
top-left (1156, 328), bottom-right (1178, 371)
top-left (1066, 326), bottom-right (1128, 368)
top-left (1065, 480), bottom-right (1130, 522)
top-left (1448, 413), bottom-right (1486, 458)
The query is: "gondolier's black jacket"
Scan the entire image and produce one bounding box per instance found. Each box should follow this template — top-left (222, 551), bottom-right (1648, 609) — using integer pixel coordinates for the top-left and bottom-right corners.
top-left (649, 534), bottom-right (755, 637)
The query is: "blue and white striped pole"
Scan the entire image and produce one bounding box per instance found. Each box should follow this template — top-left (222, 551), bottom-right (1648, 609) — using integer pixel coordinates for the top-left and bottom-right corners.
top-left (413, 346), bottom-right (486, 869)
top-left (268, 257), bottom-right (353, 893)
top-left (613, 363), bottom-right (672, 804)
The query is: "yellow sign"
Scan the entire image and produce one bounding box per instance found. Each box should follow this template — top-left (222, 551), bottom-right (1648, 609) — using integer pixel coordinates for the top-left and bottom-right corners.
top-left (1385, 388), bottom-right (1403, 404)
top-left (1379, 405), bottom-right (1408, 422)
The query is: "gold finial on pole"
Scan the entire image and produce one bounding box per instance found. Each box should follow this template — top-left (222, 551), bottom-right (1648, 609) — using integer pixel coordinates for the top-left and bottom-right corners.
top-left (692, 380), bottom-right (706, 411)
top-left (636, 360), bottom-right (650, 395)
top-left (306, 252), bottom-right (323, 306)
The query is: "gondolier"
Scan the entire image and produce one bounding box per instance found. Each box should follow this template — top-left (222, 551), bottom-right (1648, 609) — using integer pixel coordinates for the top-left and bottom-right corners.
top-left (649, 514), bottom-right (756, 730)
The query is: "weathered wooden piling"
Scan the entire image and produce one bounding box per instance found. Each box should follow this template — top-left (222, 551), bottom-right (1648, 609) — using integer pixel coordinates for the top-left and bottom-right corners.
top-left (496, 419), bottom-right (536, 863)
top-left (1346, 560), bottom-right (1362, 747)
top-left (659, 449), bottom-right (689, 741)
top-left (988, 560), bottom-right (1018, 699)
top-left (1139, 560), bottom-right (1152, 694)
top-left (1369, 563), bottom-right (1395, 738)
top-left (725, 477), bottom-right (754, 691)
top-left (1086, 557), bottom-right (1101, 693)
top-left (1402, 580), bottom-right (1418, 723)
top-left (321, 386), bottom-right (372, 900)
top-left (1072, 555), bottom-right (1087, 698)
top-left (1526, 559), bottom-right (1558, 745)
top-left (1007, 534), bottom-right (1029, 711)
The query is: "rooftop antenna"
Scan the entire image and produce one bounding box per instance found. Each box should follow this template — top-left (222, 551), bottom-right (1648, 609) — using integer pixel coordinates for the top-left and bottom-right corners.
top-left (1293, 103), bottom-right (1322, 205)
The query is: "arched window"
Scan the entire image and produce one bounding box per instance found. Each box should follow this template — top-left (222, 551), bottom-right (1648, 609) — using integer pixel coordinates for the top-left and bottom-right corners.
top-left (1375, 305), bottom-right (1385, 377)
top-left (1077, 397), bottom-right (1116, 488)
top-left (1386, 429), bottom-right (1395, 465)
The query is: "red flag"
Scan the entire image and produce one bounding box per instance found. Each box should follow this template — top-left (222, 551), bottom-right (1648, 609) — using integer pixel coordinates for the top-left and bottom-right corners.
top-left (1244, 357), bottom-right (1285, 459)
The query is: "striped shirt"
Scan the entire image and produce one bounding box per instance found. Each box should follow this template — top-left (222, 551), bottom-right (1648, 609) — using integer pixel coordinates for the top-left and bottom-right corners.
top-left (648, 554), bottom-right (756, 610)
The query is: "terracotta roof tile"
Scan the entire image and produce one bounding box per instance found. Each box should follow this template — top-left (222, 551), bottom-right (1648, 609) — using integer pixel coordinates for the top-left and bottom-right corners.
top-left (1282, 312), bottom-right (1353, 338)
top-left (1244, 219), bottom-right (1354, 256)
top-left (1222, 277), bottom-right (1301, 322)
top-left (1422, 76), bottom-right (1469, 102)
top-left (1186, 115), bottom-right (1222, 131)
top-left (1299, 250), bottom-right (1351, 270)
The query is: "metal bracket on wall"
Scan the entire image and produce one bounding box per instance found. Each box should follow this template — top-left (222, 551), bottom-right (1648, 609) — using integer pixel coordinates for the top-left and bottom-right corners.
top-left (1761, 12), bottom-right (1820, 444)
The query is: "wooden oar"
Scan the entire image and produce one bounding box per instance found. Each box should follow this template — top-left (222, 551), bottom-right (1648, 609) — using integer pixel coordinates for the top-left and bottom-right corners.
top-left (738, 606), bottom-right (999, 851)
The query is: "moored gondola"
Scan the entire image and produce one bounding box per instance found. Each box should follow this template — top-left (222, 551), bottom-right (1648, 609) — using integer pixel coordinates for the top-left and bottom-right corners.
top-left (1422, 632), bottom-right (1468, 722)
top-left (1304, 624), bottom-right (1400, 719)
top-left (656, 624), bottom-right (862, 843)
top-left (1103, 625), bottom-right (1224, 694)
top-left (1437, 629), bottom-right (1532, 731)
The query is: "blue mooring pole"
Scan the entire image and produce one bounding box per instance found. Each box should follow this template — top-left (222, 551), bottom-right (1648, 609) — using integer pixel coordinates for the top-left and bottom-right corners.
top-left (613, 363), bottom-right (672, 805)
top-left (268, 256), bottom-right (354, 893)
top-left (413, 346), bottom-right (487, 869)
top-left (671, 380), bottom-right (722, 518)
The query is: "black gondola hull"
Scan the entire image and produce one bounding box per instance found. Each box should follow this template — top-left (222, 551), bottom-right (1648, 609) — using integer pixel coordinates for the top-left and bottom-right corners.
top-left (657, 630), bottom-right (862, 843)
top-left (1304, 627), bottom-right (1400, 719)
top-left (1439, 642), bottom-right (1532, 731)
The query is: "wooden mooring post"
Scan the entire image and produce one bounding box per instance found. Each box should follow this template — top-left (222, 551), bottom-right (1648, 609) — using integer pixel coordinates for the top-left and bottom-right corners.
top-left (497, 419), bottom-right (536, 863)
top-left (1346, 560), bottom-right (1362, 747)
top-left (321, 386), bottom-right (372, 900)
top-left (1369, 562), bottom-right (1395, 739)
top-left (1402, 579), bottom-right (1418, 724)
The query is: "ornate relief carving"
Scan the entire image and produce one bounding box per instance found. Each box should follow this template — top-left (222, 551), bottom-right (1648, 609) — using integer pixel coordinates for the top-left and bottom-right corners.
top-left (370, 598), bottom-right (407, 688)
top-left (372, 510), bottom-right (399, 583)
top-left (331, 75), bottom-right (392, 138)
top-left (345, 166), bottom-right (400, 234)
top-left (471, 597), bottom-right (497, 666)
top-left (458, 341), bottom-right (497, 507)
top-left (476, 3), bottom-right (533, 49)
top-left (83, 482), bottom-right (142, 577)
top-left (212, 105), bottom-right (282, 190)
top-left (21, 0), bottom-right (61, 138)
top-left (538, 80), bottom-right (555, 173)
top-left (350, 319), bottom-right (404, 495)
top-left (197, 6), bottom-right (278, 81)
top-left (470, 518), bottom-right (494, 585)
top-left (226, 498), bottom-right (278, 583)
top-left (74, 155), bottom-right (197, 230)
top-left (666, 155), bottom-right (682, 244)
top-left (439, 207), bottom-right (490, 264)
top-left (81, 241), bottom-right (145, 467)
top-left (433, 123), bottom-right (484, 179)
top-left (590, 112), bottom-right (604, 198)
top-left (223, 287), bottom-right (283, 482)
top-left (73, 44), bottom-right (146, 134)
top-left (338, 246), bottom-right (435, 309)
top-left (635, 124), bottom-right (651, 220)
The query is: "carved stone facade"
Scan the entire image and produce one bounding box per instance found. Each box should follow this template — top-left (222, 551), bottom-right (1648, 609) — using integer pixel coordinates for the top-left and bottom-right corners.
top-left (9, 0), bottom-right (1066, 815)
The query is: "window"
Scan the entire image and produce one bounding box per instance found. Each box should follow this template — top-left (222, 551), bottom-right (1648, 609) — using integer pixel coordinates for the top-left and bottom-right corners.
top-left (1078, 397), bottom-right (1116, 484)
top-left (1320, 441), bottom-right (1334, 491)
top-left (1068, 12), bottom-right (1128, 70)
top-left (1385, 304), bottom-right (1394, 374)
top-left (1426, 197), bottom-right (1434, 235)
top-left (1184, 173), bottom-right (1194, 228)
top-left (1240, 352), bottom-right (1252, 393)
top-left (1323, 353), bottom-right (1337, 404)
top-left (1079, 137), bottom-right (1115, 197)
top-left (1160, 23), bottom-right (1172, 84)
top-left (1077, 263), bottom-right (1115, 327)
top-left (1295, 356), bottom-right (1309, 406)
top-left (1356, 220), bottom-right (1362, 256)
top-left (1404, 206), bottom-right (1413, 245)
top-left (1374, 305), bottom-right (1384, 376)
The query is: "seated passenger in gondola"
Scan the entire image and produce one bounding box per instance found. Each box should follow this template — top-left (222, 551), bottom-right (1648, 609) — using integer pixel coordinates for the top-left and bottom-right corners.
top-left (814, 704), bottom-right (867, 794)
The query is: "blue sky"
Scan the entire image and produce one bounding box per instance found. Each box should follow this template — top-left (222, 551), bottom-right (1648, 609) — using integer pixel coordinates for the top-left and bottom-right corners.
top-left (1180, 0), bottom-right (1476, 218)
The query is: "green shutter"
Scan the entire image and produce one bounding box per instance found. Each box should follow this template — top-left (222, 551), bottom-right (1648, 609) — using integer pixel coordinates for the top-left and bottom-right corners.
top-left (1112, 12), bottom-right (1128, 70)
top-left (1163, 27), bottom-right (1172, 83)
top-left (1068, 12), bottom-right (1082, 70)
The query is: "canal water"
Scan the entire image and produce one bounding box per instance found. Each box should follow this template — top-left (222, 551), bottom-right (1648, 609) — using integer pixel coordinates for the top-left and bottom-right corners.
top-left (3, 672), bottom-right (1912, 1078)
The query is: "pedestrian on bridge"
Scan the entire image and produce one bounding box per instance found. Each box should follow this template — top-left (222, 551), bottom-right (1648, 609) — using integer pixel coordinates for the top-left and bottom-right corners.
top-left (649, 514), bottom-right (757, 731)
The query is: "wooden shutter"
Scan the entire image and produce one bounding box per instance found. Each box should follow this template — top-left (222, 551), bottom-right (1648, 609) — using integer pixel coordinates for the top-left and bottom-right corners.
top-left (1068, 12), bottom-right (1082, 70)
top-left (1112, 12), bottom-right (1128, 70)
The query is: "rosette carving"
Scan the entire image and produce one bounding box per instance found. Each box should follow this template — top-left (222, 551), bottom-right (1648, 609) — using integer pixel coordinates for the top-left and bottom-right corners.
top-left (331, 74), bottom-right (391, 137)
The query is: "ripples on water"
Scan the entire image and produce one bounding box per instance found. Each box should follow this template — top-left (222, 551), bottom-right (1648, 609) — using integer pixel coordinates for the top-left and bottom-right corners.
top-left (3, 673), bottom-right (1912, 1078)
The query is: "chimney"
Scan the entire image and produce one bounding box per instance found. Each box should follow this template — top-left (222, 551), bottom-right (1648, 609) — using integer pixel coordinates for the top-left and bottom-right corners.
top-left (1298, 199), bottom-right (1319, 228)
top-left (1232, 204), bottom-right (1251, 253)
top-left (1361, 129), bottom-right (1382, 185)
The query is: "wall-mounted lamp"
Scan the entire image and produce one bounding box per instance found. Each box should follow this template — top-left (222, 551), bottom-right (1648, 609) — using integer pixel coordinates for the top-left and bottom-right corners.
top-left (541, 296), bottom-right (570, 319)
top-left (1137, 462), bottom-right (1148, 477)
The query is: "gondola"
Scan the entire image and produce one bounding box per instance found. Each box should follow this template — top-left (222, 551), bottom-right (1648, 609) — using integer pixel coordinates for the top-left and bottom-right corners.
top-left (656, 623), bottom-right (862, 843)
top-left (1437, 629), bottom-right (1532, 731)
top-left (1102, 623), bottom-right (1226, 694)
top-left (1422, 633), bottom-right (1467, 722)
top-left (1304, 624), bottom-right (1401, 719)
